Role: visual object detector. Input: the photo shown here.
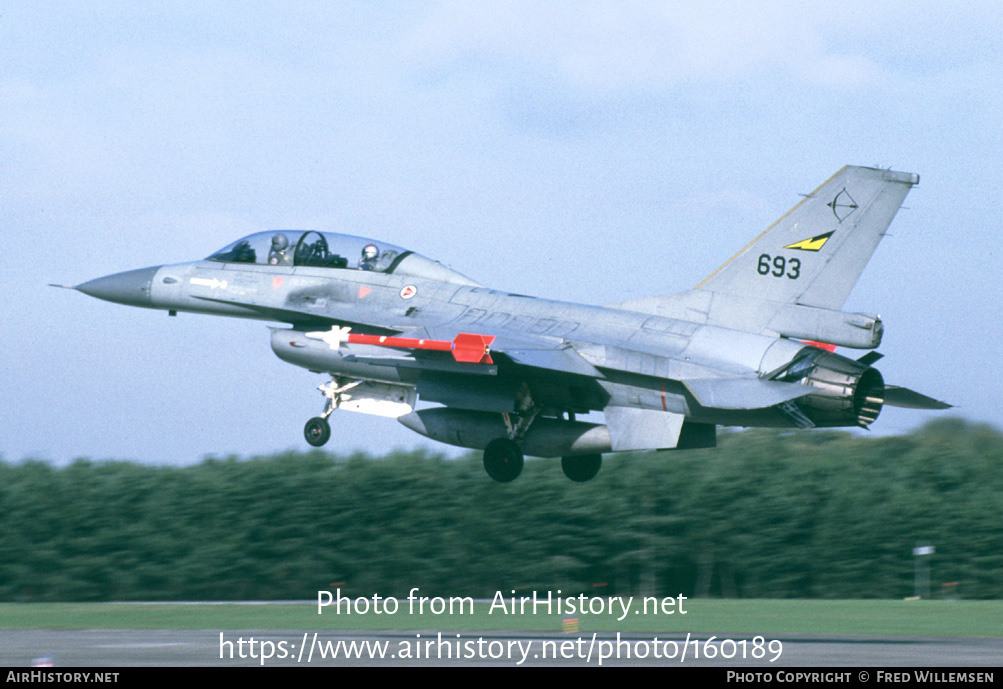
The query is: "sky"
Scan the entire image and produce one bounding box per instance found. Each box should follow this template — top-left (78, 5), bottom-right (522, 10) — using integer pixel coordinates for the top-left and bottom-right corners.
top-left (3, 1), bottom-right (1001, 465)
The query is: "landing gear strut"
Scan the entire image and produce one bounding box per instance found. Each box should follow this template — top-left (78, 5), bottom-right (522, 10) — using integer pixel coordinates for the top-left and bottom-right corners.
top-left (561, 454), bottom-right (602, 482)
top-left (303, 377), bottom-right (363, 447)
top-left (483, 438), bottom-right (524, 483)
top-left (482, 384), bottom-right (540, 482)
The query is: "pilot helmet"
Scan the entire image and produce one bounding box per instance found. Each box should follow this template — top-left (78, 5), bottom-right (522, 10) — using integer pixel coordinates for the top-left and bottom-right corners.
top-left (271, 234), bottom-right (289, 251)
top-left (362, 244), bottom-right (379, 260)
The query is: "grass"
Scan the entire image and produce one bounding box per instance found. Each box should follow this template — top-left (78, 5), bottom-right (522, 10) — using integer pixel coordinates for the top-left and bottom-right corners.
top-left (0, 599), bottom-right (999, 637)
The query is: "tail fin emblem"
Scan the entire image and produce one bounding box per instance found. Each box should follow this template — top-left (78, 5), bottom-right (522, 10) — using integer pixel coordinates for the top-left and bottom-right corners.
top-left (828, 188), bottom-right (858, 223)
top-left (784, 231), bottom-right (835, 252)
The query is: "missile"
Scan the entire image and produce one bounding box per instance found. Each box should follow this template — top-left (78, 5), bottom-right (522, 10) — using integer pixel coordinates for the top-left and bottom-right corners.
top-left (306, 327), bottom-right (495, 364)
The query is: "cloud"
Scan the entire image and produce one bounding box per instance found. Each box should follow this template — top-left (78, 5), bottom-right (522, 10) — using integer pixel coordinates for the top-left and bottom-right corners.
top-left (403, 1), bottom-right (898, 97)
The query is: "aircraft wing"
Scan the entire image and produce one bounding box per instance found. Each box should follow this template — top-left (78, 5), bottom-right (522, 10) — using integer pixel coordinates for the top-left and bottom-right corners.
top-left (406, 325), bottom-right (604, 377)
top-left (479, 341), bottom-right (604, 377)
top-left (329, 323), bottom-right (816, 413)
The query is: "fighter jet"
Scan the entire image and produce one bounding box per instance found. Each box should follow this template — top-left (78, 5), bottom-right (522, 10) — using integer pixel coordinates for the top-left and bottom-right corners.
top-left (66, 165), bottom-right (949, 482)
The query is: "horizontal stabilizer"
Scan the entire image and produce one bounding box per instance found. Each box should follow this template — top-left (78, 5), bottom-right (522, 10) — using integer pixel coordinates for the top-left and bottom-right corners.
top-left (684, 378), bottom-right (813, 410)
top-left (857, 351), bottom-right (884, 366)
top-left (883, 386), bottom-right (952, 410)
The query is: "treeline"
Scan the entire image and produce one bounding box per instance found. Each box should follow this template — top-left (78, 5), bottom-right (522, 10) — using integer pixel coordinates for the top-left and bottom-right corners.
top-left (1, 418), bottom-right (1000, 601)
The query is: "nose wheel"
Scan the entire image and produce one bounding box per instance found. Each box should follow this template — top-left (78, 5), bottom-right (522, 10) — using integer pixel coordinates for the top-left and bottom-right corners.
top-left (304, 417), bottom-right (331, 447)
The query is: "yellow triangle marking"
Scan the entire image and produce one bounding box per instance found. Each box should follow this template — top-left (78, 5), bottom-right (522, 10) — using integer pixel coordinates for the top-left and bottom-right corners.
top-left (784, 231), bottom-right (833, 252)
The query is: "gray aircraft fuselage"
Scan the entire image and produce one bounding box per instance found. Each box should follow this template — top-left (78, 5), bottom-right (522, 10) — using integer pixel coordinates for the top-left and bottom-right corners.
top-left (69, 166), bottom-right (948, 482)
top-left (78, 251), bottom-right (814, 424)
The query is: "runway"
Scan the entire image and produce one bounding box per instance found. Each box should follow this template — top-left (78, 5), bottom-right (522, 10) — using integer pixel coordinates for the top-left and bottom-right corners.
top-left (2, 630), bottom-right (1000, 667)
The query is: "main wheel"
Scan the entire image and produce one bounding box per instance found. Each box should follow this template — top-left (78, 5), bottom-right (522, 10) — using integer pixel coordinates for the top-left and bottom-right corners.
top-left (483, 438), bottom-right (524, 483)
top-left (561, 454), bottom-right (602, 482)
top-left (304, 416), bottom-right (331, 447)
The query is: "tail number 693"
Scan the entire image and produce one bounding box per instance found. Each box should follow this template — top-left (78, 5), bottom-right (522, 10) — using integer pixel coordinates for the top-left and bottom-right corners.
top-left (757, 254), bottom-right (800, 280)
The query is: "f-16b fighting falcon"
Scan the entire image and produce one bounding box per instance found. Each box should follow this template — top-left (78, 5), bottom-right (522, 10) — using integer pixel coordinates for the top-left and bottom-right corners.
top-left (64, 166), bottom-right (949, 482)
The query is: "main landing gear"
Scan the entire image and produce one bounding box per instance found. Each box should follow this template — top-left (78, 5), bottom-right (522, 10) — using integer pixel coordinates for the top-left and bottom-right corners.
top-left (561, 454), bottom-right (602, 482)
top-left (482, 385), bottom-right (538, 483)
top-left (481, 386), bottom-right (602, 483)
top-left (303, 378), bottom-right (363, 448)
top-left (483, 438), bottom-right (524, 483)
top-left (482, 442), bottom-right (603, 483)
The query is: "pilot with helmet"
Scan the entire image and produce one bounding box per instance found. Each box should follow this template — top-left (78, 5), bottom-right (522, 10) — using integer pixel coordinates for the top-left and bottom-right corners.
top-left (268, 234), bottom-right (293, 266)
top-left (359, 244), bottom-right (380, 271)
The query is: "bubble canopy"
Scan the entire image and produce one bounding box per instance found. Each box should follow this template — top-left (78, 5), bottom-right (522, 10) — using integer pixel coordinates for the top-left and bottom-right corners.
top-left (207, 231), bottom-right (410, 272)
top-left (206, 231), bottom-right (481, 285)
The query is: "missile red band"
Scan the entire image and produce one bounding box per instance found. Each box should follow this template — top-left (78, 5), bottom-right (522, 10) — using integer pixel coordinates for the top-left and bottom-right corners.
top-left (346, 332), bottom-right (496, 364)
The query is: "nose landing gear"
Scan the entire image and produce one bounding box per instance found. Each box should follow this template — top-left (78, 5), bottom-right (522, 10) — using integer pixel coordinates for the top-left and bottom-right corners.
top-left (303, 378), bottom-right (363, 447)
top-left (304, 416), bottom-right (331, 447)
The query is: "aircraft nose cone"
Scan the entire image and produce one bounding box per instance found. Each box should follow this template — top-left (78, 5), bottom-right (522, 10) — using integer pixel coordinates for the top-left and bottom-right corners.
top-left (76, 265), bottom-right (162, 307)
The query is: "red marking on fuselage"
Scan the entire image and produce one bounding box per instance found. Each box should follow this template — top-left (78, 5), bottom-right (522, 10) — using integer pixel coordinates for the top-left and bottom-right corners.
top-left (803, 340), bottom-right (838, 352)
top-left (272, 277), bottom-right (285, 290)
top-left (358, 286), bottom-right (372, 299)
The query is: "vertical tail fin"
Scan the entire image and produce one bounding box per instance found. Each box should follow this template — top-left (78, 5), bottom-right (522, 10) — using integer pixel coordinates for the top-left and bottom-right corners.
top-left (696, 166), bottom-right (918, 310)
